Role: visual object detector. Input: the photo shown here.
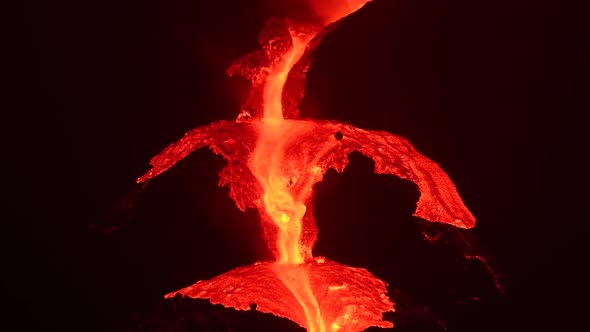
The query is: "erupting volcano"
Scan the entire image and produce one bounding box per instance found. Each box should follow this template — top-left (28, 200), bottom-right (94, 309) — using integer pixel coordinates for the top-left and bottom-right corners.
top-left (137, 1), bottom-right (475, 331)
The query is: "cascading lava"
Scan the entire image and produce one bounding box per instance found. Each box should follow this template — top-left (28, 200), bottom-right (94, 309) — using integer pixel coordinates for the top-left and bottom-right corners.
top-left (137, 1), bottom-right (475, 331)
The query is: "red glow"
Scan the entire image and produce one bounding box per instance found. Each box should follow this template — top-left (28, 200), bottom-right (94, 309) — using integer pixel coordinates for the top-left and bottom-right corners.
top-left (137, 1), bottom-right (475, 331)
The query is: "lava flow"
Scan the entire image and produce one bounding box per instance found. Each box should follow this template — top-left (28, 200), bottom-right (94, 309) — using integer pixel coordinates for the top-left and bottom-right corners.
top-left (137, 1), bottom-right (475, 331)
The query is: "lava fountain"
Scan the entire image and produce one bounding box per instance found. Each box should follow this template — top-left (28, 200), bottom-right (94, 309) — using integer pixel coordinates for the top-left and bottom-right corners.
top-left (137, 1), bottom-right (475, 331)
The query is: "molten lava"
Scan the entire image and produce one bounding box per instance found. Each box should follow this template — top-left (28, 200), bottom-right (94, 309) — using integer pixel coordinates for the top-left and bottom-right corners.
top-left (137, 1), bottom-right (475, 331)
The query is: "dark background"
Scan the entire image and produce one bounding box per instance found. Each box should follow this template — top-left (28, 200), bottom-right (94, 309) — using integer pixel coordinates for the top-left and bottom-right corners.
top-left (9, 0), bottom-right (587, 331)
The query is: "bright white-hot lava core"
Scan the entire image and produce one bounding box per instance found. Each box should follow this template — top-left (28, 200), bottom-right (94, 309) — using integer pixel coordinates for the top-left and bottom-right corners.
top-left (137, 1), bottom-right (475, 331)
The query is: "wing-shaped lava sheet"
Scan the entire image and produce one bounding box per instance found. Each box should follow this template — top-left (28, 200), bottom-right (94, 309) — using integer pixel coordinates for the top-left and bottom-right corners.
top-left (137, 121), bottom-right (261, 212)
top-left (289, 120), bottom-right (476, 229)
top-left (165, 260), bottom-right (393, 332)
top-left (137, 119), bottom-right (474, 226)
top-left (137, 118), bottom-right (474, 261)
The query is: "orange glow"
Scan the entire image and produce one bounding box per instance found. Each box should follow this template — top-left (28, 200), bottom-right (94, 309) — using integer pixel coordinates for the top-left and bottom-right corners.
top-left (137, 1), bottom-right (476, 331)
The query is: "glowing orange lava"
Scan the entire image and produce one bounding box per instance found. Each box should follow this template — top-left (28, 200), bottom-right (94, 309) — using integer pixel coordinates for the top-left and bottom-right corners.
top-left (137, 1), bottom-right (475, 331)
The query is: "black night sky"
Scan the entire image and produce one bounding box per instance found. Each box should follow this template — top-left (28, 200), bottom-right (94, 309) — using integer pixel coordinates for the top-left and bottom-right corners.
top-left (9, 0), bottom-right (587, 331)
